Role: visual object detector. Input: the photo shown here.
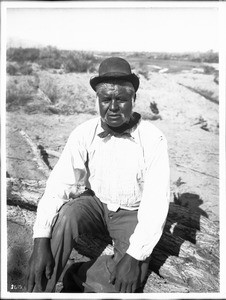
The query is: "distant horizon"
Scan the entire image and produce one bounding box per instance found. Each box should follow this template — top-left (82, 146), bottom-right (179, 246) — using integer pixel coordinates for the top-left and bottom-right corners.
top-left (7, 36), bottom-right (218, 55)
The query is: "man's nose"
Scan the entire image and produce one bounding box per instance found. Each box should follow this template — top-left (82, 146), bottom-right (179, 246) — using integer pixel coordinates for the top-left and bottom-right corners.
top-left (109, 99), bottom-right (119, 111)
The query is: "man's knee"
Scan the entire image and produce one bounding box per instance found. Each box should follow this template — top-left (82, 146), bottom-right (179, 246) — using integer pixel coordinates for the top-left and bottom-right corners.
top-left (51, 199), bottom-right (86, 238)
top-left (60, 199), bottom-right (83, 219)
top-left (52, 196), bottom-right (104, 238)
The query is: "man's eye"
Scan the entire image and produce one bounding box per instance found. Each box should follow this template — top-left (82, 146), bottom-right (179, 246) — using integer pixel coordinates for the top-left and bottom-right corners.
top-left (118, 98), bottom-right (128, 102)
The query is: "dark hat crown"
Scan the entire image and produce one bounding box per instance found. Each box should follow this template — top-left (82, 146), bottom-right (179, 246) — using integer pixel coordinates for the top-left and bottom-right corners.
top-left (99, 57), bottom-right (132, 77)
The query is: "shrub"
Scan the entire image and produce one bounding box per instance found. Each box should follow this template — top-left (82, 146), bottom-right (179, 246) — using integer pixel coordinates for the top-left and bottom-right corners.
top-left (190, 51), bottom-right (218, 63)
top-left (138, 61), bottom-right (149, 80)
top-left (7, 47), bottom-right (98, 72)
top-left (39, 57), bottom-right (62, 70)
top-left (203, 65), bottom-right (215, 75)
top-left (7, 62), bottom-right (33, 76)
top-left (19, 63), bottom-right (33, 75)
top-left (6, 80), bottom-right (33, 110)
top-left (45, 83), bottom-right (96, 115)
top-left (63, 51), bottom-right (97, 73)
top-left (7, 63), bottom-right (18, 75)
top-left (64, 54), bottom-right (88, 73)
top-left (7, 47), bottom-right (40, 63)
top-left (39, 46), bottom-right (60, 59)
top-left (202, 50), bottom-right (218, 63)
top-left (39, 74), bottom-right (59, 104)
top-left (7, 47), bottom-right (24, 62)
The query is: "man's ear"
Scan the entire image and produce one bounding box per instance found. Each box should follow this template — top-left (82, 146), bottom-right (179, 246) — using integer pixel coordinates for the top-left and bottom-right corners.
top-left (95, 95), bottom-right (100, 114)
top-left (132, 94), bottom-right (136, 108)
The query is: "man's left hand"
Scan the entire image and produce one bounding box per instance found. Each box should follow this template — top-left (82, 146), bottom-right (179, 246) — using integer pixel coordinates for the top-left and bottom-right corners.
top-left (109, 253), bottom-right (140, 293)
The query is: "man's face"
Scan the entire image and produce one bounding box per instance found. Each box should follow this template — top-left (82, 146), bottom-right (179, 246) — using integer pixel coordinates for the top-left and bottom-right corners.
top-left (97, 82), bottom-right (135, 128)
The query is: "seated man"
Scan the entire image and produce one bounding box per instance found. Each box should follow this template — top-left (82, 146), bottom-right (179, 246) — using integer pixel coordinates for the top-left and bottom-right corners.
top-left (27, 57), bottom-right (170, 293)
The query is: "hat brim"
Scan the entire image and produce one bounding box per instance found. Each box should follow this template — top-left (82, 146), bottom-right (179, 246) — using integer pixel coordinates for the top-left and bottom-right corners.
top-left (90, 73), bottom-right (139, 92)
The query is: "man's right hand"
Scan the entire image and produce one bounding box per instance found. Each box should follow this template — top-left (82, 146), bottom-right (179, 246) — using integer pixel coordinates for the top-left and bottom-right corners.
top-left (26, 238), bottom-right (55, 292)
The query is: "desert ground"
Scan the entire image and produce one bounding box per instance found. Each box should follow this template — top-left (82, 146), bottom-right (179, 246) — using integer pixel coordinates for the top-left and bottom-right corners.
top-left (5, 53), bottom-right (220, 293)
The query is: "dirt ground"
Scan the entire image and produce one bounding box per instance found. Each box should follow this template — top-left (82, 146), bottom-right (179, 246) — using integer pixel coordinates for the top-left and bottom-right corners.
top-left (7, 70), bottom-right (219, 219)
top-left (5, 68), bottom-right (220, 292)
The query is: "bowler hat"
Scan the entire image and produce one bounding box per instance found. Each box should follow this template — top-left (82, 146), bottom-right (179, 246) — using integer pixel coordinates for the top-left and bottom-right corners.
top-left (90, 57), bottom-right (139, 92)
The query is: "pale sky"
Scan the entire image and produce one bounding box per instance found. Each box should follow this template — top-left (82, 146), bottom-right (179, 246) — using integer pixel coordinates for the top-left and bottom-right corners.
top-left (6, 6), bottom-right (219, 53)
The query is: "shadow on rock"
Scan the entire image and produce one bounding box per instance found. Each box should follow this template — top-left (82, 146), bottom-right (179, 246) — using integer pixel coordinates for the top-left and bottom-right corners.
top-left (149, 192), bottom-right (209, 274)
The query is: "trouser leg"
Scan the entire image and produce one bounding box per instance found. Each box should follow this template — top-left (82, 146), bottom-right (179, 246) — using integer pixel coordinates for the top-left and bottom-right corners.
top-left (108, 209), bottom-right (150, 288)
top-left (43, 195), bottom-right (108, 292)
top-left (70, 207), bottom-right (150, 293)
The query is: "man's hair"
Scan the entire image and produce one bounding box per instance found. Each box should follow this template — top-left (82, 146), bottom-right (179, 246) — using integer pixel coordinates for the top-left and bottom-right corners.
top-left (95, 80), bottom-right (135, 98)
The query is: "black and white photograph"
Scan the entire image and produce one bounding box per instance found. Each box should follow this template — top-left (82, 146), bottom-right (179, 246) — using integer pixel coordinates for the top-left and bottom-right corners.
top-left (1, 1), bottom-right (225, 299)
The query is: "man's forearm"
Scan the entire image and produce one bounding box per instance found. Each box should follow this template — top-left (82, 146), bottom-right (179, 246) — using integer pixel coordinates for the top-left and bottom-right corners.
top-left (34, 237), bottom-right (51, 246)
top-left (33, 237), bottom-right (52, 254)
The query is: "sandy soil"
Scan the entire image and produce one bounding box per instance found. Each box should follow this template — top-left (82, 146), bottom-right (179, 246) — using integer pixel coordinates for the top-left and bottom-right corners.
top-left (7, 71), bottom-right (219, 220)
top-left (6, 69), bottom-right (220, 292)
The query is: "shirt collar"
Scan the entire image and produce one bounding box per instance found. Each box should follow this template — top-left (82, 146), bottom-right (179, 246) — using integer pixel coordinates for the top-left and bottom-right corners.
top-left (96, 113), bottom-right (141, 140)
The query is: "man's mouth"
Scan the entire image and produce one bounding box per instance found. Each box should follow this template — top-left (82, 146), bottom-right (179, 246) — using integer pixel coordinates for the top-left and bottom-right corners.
top-left (108, 114), bottom-right (121, 118)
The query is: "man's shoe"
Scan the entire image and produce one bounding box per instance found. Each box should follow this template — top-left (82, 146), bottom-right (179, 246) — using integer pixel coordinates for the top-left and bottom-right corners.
top-left (76, 255), bottom-right (117, 293)
top-left (61, 256), bottom-right (117, 293)
top-left (61, 262), bottom-right (86, 293)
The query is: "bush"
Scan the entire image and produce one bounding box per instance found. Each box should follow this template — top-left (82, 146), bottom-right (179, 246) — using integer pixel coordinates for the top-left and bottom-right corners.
top-left (7, 62), bottom-right (33, 75)
top-left (7, 47), bottom-right (40, 63)
top-left (19, 63), bottom-right (33, 75)
top-left (203, 65), bottom-right (215, 75)
top-left (64, 54), bottom-right (89, 73)
top-left (138, 61), bottom-right (149, 80)
top-left (38, 46), bottom-right (62, 69)
top-left (7, 63), bottom-right (18, 75)
top-left (39, 46), bottom-right (60, 59)
top-left (202, 50), bottom-right (218, 63)
top-left (45, 83), bottom-right (96, 115)
top-left (39, 57), bottom-right (62, 70)
top-left (6, 80), bottom-right (33, 110)
top-left (64, 51), bottom-right (97, 73)
top-left (6, 75), bottom-right (58, 113)
top-left (7, 47), bottom-right (98, 72)
top-left (190, 51), bottom-right (218, 63)
top-left (39, 74), bottom-right (59, 104)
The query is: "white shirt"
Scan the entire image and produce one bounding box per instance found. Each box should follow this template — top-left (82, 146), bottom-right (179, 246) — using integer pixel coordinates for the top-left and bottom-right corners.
top-left (33, 116), bottom-right (170, 261)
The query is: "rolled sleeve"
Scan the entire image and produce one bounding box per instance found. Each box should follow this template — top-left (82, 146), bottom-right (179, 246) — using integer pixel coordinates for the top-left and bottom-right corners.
top-left (127, 135), bottom-right (170, 260)
top-left (33, 130), bottom-right (88, 238)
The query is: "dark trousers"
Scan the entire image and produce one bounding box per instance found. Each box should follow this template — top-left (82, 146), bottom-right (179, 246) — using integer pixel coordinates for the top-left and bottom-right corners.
top-left (41, 194), bottom-right (149, 292)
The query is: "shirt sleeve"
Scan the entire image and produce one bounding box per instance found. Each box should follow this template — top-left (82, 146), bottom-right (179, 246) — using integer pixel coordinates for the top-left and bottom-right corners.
top-left (126, 135), bottom-right (170, 261)
top-left (33, 130), bottom-right (88, 238)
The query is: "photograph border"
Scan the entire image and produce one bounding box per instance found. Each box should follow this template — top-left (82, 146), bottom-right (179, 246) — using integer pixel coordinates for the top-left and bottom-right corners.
top-left (1, 1), bottom-right (226, 299)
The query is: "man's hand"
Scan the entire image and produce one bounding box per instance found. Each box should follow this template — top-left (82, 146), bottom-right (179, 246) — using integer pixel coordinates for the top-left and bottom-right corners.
top-left (26, 238), bottom-right (55, 292)
top-left (109, 253), bottom-right (140, 293)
